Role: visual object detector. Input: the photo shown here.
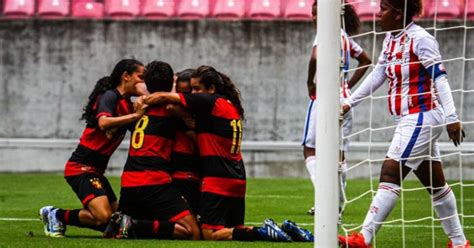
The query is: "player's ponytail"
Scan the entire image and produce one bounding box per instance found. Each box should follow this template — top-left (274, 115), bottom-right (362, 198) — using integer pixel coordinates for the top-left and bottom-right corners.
top-left (217, 71), bottom-right (245, 120)
top-left (81, 59), bottom-right (143, 127)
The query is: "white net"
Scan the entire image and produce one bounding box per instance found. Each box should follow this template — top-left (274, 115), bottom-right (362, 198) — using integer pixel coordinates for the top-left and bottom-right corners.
top-left (339, 0), bottom-right (474, 246)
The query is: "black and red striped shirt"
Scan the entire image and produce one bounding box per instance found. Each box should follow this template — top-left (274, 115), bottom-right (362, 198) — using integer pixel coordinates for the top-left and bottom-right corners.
top-left (121, 105), bottom-right (177, 188)
top-left (170, 120), bottom-right (201, 182)
top-left (179, 93), bottom-right (246, 198)
top-left (65, 89), bottom-right (133, 177)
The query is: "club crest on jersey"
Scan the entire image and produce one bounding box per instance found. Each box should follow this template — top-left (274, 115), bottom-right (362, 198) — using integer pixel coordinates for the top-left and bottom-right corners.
top-left (90, 178), bottom-right (103, 189)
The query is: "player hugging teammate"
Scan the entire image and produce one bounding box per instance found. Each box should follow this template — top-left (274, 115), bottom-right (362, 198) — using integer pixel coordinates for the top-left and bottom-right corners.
top-left (40, 61), bottom-right (314, 242)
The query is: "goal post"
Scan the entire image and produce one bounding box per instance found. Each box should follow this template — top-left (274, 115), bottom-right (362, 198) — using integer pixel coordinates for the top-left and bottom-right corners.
top-left (314, 0), bottom-right (342, 247)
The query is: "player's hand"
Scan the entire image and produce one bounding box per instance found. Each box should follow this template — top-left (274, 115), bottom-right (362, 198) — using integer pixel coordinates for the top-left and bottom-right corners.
top-left (446, 122), bottom-right (465, 147)
top-left (307, 83), bottom-right (316, 100)
top-left (134, 96), bottom-right (148, 116)
top-left (341, 104), bottom-right (351, 115)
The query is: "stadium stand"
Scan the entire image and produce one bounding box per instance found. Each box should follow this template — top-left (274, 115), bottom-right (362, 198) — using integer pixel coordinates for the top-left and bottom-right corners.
top-left (282, 0), bottom-right (312, 20)
top-left (425, 0), bottom-right (462, 19)
top-left (37, 0), bottom-right (70, 18)
top-left (141, 0), bottom-right (175, 19)
top-left (467, 0), bottom-right (474, 20)
top-left (211, 0), bottom-right (246, 20)
top-left (105, 0), bottom-right (140, 19)
top-left (248, 0), bottom-right (281, 20)
top-left (352, 0), bottom-right (380, 21)
top-left (3, 0), bottom-right (35, 18)
top-left (72, 1), bottom-right (104, 19)
top-left (176, 0), bottom-right (210, 19)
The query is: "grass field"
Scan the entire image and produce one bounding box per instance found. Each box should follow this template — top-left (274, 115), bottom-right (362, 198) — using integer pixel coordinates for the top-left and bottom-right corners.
top-left (0, 174), bottom-right (472, 247)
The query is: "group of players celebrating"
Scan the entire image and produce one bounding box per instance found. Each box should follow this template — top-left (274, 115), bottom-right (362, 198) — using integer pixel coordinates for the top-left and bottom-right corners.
top-left (39, 60), bottom-right (313, 242)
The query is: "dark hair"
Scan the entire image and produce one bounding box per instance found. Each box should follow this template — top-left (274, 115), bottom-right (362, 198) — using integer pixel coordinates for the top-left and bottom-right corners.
top-left (385, 0), bottom-right (423, 22)
top-left (144, 61), bottom-right (174, 94)
top-left (176, 69), bottom-right (196, 84)
top-left (81, 59), bottom-right (143, 127)
top-left (312, 0), bottom-right (361, 36)
top-left (191, 65), bottom-right (244, 119)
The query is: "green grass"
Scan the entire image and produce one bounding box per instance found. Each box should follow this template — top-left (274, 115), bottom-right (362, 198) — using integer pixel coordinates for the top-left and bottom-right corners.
top-left (0, 174), bottom-right (472, 247)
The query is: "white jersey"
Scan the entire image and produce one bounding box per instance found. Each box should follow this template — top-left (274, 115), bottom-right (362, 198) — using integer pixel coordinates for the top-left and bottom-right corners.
top-left (313, 30), bottom-right (364, 99)
top-left (378, 22), bottom-right (443, 116)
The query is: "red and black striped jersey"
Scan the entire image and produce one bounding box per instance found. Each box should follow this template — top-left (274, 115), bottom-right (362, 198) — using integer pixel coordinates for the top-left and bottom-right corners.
top-left (65, 89), bottom-right (133, 177)
top-left (121, 105), bottom-right (177, 188)
top-left (179, 93), bottom-right (246, 198)
top-left (170, 120), bottom-right (200, 182)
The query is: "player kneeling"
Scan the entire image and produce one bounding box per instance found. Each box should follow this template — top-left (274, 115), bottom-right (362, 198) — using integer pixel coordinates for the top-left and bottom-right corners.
top-left (104, 61), bottom-right (200, 240)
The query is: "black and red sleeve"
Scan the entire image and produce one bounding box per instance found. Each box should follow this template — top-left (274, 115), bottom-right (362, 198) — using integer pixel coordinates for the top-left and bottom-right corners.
top-left (178, 93), bottom-right (216, 116)
top-left (96, 90), bottom-right (119, 119)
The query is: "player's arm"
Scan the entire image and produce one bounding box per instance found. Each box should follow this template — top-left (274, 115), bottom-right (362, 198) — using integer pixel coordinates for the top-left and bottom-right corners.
top-left (144, 92), bottom-right (182, 106)
top-left (348, 51), bottom-right (371, 89)
top-left (417, 36), bottom-right (465, 146)
top-left (96, 91), bottom-right (147, 131)
top-left (166, 104), bottom-right (196, 130)
top-left (306, 46), bottom-right (317, 99)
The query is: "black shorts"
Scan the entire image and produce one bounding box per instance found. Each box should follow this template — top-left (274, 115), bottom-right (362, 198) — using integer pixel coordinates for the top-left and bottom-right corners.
top-left (173, 179), bottom-right (200, 215)
top-left (65, 173), bottom-right (117, 207)
top-left (119, 183), bottom-right (191, 221)
top-left (199, 192), bottom-right (245, 230)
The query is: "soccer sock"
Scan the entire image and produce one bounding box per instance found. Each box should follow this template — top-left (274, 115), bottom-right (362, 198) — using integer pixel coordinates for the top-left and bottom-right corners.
top-left (56, 209), bottom-right (85, 227)
top-left (339, 160), bottom-right (348, 213)
top-left (361, 182), bottom-right (400, 245)
top-left (305, 156), bottom-right (316, 187)
top-left (232, 227), bottom-right (264, 241)
top-left (131, 219), bottom-right (175, 239)
top-left (432, 184), bottom-right (467, 246)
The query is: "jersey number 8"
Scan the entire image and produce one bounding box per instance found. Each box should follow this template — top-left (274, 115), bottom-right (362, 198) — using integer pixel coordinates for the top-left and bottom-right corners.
top-left (131, 115), bottom-right (149, 149)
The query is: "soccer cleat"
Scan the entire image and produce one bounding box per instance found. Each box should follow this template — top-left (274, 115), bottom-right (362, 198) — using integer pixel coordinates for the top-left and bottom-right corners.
top-left (448, 240), bottom-right (472, 248)
top-left (257, 218), bottom-right (292, 242)
top-left (48, 208), bottom-right (65, 238)
top-left (307, 207), bottom-right (315, 215)
top-left (338, 232), bottom-right (370, 248)
top-left (281, 219), bottom-right (314, 242)
top-left (39, 206), bottom-right (53, 236)
top-left (103, 212), bottom-right (122, 239)
top-left (115, 213), bottom-right (133, 239)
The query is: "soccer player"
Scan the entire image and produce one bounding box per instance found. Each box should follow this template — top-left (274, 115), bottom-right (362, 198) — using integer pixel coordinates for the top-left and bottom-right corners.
top-left (113, 61), bottom-right (200, 240)
top-left (338, 1), bottom-right (470, 247)
top-left (169, 69), bottom-right (201, 215)
top-left (40, 59), bottom-right (147, 237)
top-left (302, 0), bottom-right (371, 215)
top-left (144, 66), bottom-right (313, 242)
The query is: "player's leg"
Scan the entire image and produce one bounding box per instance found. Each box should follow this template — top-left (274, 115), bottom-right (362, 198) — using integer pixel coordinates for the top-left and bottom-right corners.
top-left (415, 160), bottom-right (468, 246)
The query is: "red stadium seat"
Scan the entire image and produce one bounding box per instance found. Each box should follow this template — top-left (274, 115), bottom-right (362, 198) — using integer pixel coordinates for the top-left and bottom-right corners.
top-left (283, 0), bottom-right (312, 20)
top-left (105, 0), bottom-right (140, 19)
top-left (72, 1), bottom-right (104, 19)
top-left (248, 0), bottom-right (281, 20)
top-left (354, 0), bottom-right (380, 21)
top-left (3, 0), bottom-right (35, 18)
top-left (141, 0), bottom-right (175, 19)
top-left (37, 0), bottom-right (69, 18)
top-left (425, 0), bottom-right (462, 19)
top-left (177, 0), bottom-right (210, 19)
top-left (467, 0), bottom-right (474, 20)
top-left (211, 0), bottom-right (245, 19)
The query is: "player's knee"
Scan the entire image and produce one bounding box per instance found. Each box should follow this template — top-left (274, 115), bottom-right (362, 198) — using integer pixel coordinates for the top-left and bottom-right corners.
top-left (173, 223), bottom-right (192, 240)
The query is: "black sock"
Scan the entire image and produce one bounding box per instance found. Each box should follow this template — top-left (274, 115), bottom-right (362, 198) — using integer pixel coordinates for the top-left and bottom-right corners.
top-left (232, 227), bottom-right (264, 241)
top-left (55, 209), bottom-right (105, 231)
top-left (131, 220), bottom-right (175, 239)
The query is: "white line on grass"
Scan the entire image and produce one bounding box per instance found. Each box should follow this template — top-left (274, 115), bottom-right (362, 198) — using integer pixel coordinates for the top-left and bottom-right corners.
top-left (2, 218), bottom-right (474, 230)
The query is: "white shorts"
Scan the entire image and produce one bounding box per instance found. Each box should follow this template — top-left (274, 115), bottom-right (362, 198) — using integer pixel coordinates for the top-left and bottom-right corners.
top-left (301, 100), bottom-right (353, 151)
top-left (386, 107), bottom-right (445, 170)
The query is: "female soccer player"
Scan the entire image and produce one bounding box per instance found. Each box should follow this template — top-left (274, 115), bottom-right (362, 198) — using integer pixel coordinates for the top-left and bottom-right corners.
top-left (40, 59), bottom-right (147, 237)
top-left (302, 0), bottom-right (371, 215)
top-left (144, 66), bottom-right (313, 242)
top-left (339, 1), bottom-right (469, 247)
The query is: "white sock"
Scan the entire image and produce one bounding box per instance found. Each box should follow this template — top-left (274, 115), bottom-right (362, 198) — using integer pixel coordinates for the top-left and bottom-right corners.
top-left (432, 184), bottom-right (467, 246)
top-left (339, 160), bottom-right (348, 213)
top-left (361, 182), bottom-right (401, 245)
top-left (305, 156), bottom-right (316, 187)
